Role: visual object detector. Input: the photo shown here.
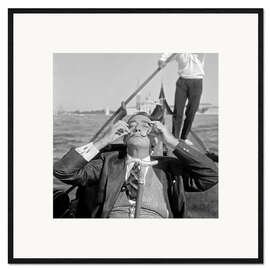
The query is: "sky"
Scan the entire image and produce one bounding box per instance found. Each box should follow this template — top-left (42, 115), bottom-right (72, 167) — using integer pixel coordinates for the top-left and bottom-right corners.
top-left (53, 53), bottom-right (218, 112)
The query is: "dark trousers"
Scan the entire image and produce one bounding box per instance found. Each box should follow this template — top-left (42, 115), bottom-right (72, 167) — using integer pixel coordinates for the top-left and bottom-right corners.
top-left (172, 77), bottom-right (203, 140)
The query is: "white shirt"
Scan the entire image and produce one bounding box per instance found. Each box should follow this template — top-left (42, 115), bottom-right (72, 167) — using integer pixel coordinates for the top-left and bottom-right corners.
top-left (160, 53), bottom-right (205, 79)
top-left (125, 154), bottom-right (150, 181)
top-left (75, 142), bottom-right (99, 161)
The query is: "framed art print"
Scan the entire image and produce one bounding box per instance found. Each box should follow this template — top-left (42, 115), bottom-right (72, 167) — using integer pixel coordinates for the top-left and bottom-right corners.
top-left (8, 8), bottom-right (263, 263)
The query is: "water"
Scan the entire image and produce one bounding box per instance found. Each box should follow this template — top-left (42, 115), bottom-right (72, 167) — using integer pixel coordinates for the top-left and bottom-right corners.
top-left (53, 114), bottom-right (109, 163)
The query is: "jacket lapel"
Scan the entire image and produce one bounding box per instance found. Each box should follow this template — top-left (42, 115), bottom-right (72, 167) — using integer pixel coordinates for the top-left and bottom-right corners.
top-left (151, 157), bottom-right (174, 217)
top-left (102, 155), bottom-right (126, 217)
top-left (151, 157), bottom-right (166, 185)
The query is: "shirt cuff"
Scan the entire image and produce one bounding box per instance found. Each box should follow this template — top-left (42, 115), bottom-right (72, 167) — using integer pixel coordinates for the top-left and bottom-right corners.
top-left (75, 142), bottom-right (99, 162)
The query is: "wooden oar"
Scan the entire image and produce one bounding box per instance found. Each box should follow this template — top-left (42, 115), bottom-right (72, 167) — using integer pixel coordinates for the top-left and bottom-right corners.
top-left (189, 129), bottom-right (209, 153)
top-left (91, 53), bottom-right (177, 142)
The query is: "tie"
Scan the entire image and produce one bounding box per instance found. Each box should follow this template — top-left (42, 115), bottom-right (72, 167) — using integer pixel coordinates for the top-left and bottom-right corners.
top-left (124, 162), bottom-right (141, 201)
top-left (122, 159), bottom-right (159, 201)
top-left (120, 159), bottom-right (159, 218)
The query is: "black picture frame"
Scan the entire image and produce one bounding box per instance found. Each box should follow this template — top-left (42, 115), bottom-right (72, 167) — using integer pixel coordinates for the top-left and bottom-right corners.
top-left (8, 8), bottom-right (264, 264)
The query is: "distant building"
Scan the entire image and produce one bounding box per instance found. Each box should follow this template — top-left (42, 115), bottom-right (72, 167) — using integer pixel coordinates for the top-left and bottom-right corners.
top-left (126, 84), bottom-right (218, 116)
top-left (136, 94), bottom-right (141, 111)
top-left (126, 106), bottom-right (138, 115)
top-left (126, 85), bottom-right (173, 115)
top-left (126, 95), bottom-right (157, 115)
top-left (140, 95), bottom-right (157, 114)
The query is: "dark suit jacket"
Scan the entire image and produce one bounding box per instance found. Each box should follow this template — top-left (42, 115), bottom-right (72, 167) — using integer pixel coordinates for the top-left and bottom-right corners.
top-left (54, 141), bottom-right (218, 218)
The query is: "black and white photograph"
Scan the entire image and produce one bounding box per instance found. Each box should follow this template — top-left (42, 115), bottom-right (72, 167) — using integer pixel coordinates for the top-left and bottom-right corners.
top-left (53, 53), bottom-right (219, 219)
top-left (8, 9), bottom-right (263, 263)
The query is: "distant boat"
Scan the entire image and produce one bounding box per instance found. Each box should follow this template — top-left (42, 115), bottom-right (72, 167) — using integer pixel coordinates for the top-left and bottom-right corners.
top-left (105, 107), bottom-right (110, 116)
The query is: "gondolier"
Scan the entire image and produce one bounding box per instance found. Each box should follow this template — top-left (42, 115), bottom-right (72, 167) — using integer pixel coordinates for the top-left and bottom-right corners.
top-left (158, 53), bottom-right (206, 144)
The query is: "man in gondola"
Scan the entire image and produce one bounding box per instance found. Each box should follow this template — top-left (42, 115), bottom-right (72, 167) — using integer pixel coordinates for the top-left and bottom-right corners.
top-left (54, 112), bottom-right (217, 218)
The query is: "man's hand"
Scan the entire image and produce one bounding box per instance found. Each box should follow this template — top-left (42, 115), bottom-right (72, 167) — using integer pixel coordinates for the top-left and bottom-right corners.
top-left (151, 121), bottom-right (179, 149)
top-left (93, 121), bottom-right (130, 150)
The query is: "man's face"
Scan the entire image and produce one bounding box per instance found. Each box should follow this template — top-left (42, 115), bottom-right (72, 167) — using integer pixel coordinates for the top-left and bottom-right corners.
top-left (124, 114), bottom-right (152, 148)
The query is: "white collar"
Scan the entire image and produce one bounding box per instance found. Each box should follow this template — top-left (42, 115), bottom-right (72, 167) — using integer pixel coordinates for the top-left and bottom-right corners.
top-left (126, 154), bottom-right (151, 162)
top-left (125, 154), bottom-right (151, 180)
